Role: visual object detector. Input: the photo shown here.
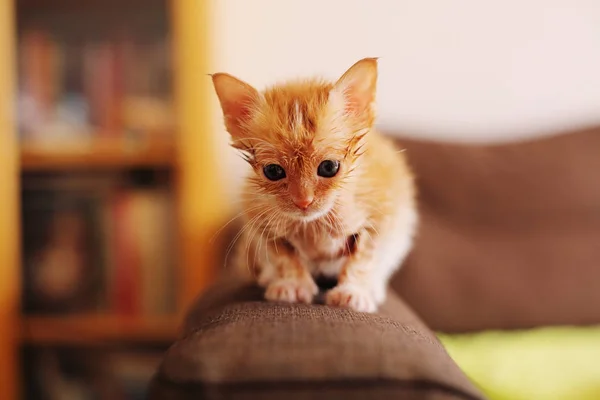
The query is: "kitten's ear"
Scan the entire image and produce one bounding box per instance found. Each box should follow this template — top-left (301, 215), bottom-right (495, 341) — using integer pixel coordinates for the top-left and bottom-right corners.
top-left (211, 73), bottom-right (260, 138)
top-left (331, 58), bottom-right (378, 120)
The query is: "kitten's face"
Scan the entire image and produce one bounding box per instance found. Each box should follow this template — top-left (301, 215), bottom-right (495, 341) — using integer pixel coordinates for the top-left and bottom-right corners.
top-left (212, 58), bottom-right (378, 222)
top-left (241, 82), bottom-right (355, 222)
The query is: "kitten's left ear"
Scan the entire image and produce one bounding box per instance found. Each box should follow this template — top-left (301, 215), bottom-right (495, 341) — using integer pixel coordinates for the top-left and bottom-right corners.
top-left (331, 57), bottom-right (378, 119)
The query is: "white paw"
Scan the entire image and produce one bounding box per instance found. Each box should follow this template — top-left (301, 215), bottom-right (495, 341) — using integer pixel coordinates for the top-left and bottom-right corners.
top-left (371, 283), bottom-right (387, 305)
top-left (265, 278), bottom-right (318, 304)
top-left (326, 284), bottom-right (377, 313)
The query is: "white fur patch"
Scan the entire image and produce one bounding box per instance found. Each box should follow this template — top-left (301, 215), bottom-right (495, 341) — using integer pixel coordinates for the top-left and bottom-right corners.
top-left (369, 202), bottom-right (418, 303)
top-left (293, 100), bottom-right (303, 134)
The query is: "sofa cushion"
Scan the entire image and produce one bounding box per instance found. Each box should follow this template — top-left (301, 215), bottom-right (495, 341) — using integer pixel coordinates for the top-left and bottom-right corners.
top-left (391, 125), bottom-right (600, 332)
top-left (148, 278), bottom-right (484, 400)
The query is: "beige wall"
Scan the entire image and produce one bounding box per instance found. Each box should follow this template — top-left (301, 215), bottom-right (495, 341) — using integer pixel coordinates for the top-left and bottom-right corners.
top-left (209, 0), bottom-right (600, 196)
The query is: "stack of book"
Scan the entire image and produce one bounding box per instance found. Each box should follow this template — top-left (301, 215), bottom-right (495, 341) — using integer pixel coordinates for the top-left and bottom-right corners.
top-left (17, 28), bottom-right (173, 145)
top-left (21, 173), bottom-right (176, 317)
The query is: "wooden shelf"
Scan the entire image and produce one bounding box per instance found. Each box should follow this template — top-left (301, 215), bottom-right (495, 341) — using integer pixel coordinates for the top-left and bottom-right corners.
top-left (20, 136), bottom-right (176, 171)
top-left (21, 314), bottom-right (182, 345)
top-left (18, 0), bottom-right (165, 12)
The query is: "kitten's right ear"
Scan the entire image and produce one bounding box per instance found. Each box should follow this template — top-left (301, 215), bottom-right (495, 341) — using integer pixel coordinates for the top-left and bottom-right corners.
top-left (211, 73), bottom-right (260, 138)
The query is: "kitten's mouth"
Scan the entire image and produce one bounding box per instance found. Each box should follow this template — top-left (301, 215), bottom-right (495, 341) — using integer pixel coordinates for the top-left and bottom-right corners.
top-left (288, 206), bottom-right (331, 222)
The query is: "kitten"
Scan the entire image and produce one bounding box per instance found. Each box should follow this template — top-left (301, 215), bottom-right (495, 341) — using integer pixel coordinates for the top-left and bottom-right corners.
top-left (211, 58), bottom-right (417, 313)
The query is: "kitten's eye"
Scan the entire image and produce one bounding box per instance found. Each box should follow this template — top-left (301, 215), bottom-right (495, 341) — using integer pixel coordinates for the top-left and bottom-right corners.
top-left (263, 164), bottom-right (286, 181)
top-left (317, 160), bottom-right (340, 178)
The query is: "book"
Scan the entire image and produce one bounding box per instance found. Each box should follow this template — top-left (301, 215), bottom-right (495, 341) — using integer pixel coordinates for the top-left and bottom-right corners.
top-left (21, 178), bottom-right (109, 315)
top-left (21, 172), bottom-right (176, 317)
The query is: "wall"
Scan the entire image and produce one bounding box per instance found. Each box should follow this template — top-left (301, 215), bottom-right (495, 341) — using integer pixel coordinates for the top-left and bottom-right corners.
top-left (208, 0), bottom-right (600, 196)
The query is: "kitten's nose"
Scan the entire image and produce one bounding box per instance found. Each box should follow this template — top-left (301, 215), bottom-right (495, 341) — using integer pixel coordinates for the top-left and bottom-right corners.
top-left (293, 196), bottom-right (314, 211)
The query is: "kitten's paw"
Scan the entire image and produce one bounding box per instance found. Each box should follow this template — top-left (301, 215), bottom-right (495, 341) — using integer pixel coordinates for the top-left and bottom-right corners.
top-left (371, 283), bottom-right (388, 305)
top-left (326, 284), bottom-right (377, 313)
top-left (265, 278), bottom-right (318, 304)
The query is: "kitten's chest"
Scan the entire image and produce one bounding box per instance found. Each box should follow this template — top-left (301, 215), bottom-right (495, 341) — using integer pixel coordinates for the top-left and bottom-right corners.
top-left (285, 214), bottom-right (362, 276)
top-left (273, 205), bottom-right (368, 275)
top-left (289, 229), bottom-right (348, 263)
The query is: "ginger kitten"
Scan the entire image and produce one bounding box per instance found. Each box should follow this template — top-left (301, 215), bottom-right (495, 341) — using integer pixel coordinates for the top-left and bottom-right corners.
top-left (211, 58), bottom-right (417, 313)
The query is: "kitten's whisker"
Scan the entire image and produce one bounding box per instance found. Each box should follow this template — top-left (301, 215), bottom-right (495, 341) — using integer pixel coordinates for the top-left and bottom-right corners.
top-left (366, 203), bottom-right (388, 219)
top-left (258, 207), bottom-right (276, 256)
top-left (273, 214), bottom-right (284, 254)
top-left (245, 224), bottom-right (259, 275)
top-left (228, 213), bottom-right (263, 270)
top-left (361, 226), bottom-right (376, 246)
top-left (364, 220), bottom-right (380, 237)
top-left (250, 205), bottom-right (281, 274)
top-left (246, 206), bottom-right (276, 274)
top-left (302, 219), bottom-right (308, 242)
top-left (328, 209), bottom-right (351, 257)
top-left (226, 213), bottom-right (259, 261)
top-left (324, 212), bottom-right (335, 234)
top-left (209, 204), bottom-right (264, 244)
top-left (258, 209), bottom-right (279, 267)
top-left (254, 206), bottom-right (276, 276)
top-left (327, 209), bottom-right (344, 240)
top-left (225, 207), bottom-right (272, 271)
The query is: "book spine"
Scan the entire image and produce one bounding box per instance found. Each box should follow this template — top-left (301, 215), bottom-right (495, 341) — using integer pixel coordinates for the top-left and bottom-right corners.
top-left (111, 191), bottom-right (141, 316)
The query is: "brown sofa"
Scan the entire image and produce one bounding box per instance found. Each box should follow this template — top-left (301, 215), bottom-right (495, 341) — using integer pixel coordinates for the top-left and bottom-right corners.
top-left (148, 125), bottom-right (600, 399)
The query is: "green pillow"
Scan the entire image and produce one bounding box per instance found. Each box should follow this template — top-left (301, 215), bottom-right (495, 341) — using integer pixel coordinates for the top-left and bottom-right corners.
top-left (438, 325), bottom-right (600, 400)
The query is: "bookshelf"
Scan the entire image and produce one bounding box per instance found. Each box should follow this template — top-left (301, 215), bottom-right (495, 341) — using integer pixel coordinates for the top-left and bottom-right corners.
top-left (0, 0), bottom-right (226, 399)
top-left (21, 136), bottom-right (176, 171)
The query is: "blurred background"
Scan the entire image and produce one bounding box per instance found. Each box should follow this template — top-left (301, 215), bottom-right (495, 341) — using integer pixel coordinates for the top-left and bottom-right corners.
top-left (0, 0), bottom-right (599, 399)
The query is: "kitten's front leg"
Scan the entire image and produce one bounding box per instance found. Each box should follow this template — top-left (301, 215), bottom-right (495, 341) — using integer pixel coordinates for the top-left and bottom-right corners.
top-left (326, 229), bottom-right (380, 313)
top-left (258, 238), bottom-right (318, 305)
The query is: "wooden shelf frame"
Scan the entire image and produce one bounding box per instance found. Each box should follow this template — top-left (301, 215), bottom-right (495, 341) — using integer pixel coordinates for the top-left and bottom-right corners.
top-left (21, 315), bottom-right (181, 345)
top-left (21, 136), bottom-right (177, 170)
top-left (171, 0), bottom-right (227, 310)
top-left (0, 1), bottom-right (20, 398)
